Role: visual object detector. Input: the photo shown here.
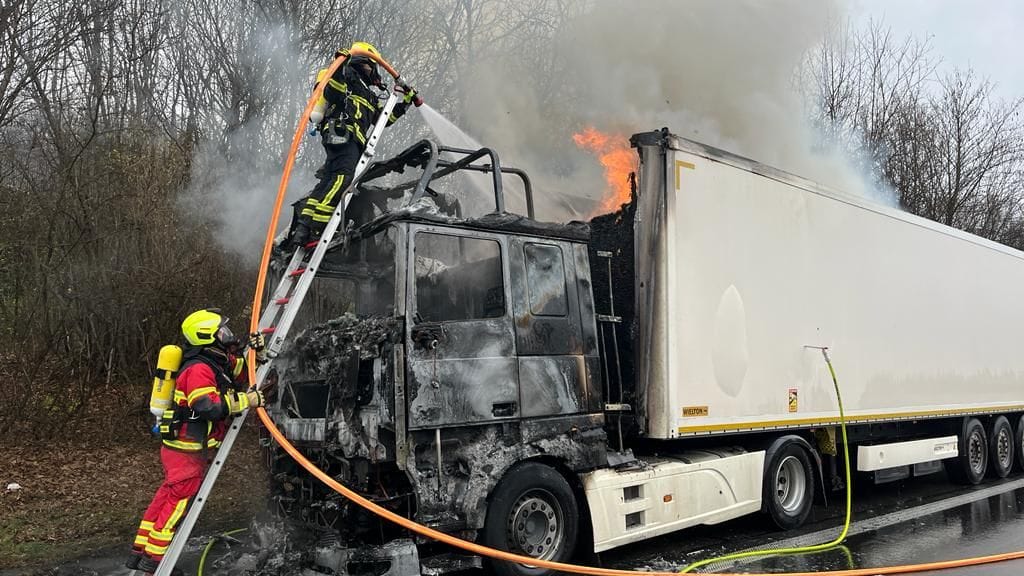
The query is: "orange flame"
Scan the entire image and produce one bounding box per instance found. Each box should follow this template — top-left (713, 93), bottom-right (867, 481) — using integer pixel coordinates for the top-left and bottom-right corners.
top-left (573, 127), bottom-right (637, 215)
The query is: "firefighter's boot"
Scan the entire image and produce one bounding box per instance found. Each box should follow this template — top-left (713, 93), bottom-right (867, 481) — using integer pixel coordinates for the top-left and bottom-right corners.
top-left (137, 555), bottom-right (185, 576)
top-left (125, 550), bottom-right (147, 570)
top-left (291, 221), bottom-right (312, 249)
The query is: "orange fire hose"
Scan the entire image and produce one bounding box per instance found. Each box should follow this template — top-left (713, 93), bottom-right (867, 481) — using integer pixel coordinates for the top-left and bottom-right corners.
top-left (245, 51), bottom-right (1024, 576)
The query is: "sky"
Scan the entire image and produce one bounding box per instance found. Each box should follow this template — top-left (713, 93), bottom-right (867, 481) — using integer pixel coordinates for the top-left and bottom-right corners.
top-left (853, 0), bottom-right (1024, 100)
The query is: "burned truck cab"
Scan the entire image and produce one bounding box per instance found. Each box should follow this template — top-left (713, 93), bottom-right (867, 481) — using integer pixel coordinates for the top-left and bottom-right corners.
top-left (265, 141), bottom-right (608, 574)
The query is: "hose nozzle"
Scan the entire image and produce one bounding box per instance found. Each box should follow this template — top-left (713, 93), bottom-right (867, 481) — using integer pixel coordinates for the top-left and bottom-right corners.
top-left (395, 80), bottom-right (424, 107)
top-left (804, 344), bottom-right (831, 362)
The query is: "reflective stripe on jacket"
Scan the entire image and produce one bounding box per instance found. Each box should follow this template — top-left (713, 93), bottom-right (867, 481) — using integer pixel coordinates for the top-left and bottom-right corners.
top-left (314, 63), bottom-right (409, 147)
top-left (162, 350), bottom-right (247, 453)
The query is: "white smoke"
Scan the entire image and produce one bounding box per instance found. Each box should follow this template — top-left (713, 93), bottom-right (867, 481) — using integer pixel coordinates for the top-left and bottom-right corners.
top-left (181, 24), bottom-right (321, 262)
top-left (454, 0), bottom-right (891, 219)
top-left (189, 1), bottom-right (893, 247)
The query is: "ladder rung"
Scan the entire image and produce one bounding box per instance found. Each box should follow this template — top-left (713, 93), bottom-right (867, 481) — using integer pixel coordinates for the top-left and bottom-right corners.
top-left (289, 267), bottom-right (307, 277)
top-left (597, 250), bottom-right (613, 258)
top-left (261, 327), bottom-right (276, 334)
top-left (274, 297), bottom-right (290, 305)
top-left (304, 240), bottom-right (319, 249)
top-left (597, 314), bottom-right (622, 323)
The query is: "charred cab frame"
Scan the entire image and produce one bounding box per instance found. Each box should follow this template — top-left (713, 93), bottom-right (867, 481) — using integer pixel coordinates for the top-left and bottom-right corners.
top-left (264, 141), bottom-right (614, 574)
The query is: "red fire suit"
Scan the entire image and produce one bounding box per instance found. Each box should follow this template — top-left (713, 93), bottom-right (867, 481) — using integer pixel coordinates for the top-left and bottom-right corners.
top-left (132, 347), bottom-right (248, 563)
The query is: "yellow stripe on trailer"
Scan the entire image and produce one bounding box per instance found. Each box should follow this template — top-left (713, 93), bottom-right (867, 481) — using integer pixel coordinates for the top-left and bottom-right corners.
top-left (677, 403), bottom-right (1024, 435)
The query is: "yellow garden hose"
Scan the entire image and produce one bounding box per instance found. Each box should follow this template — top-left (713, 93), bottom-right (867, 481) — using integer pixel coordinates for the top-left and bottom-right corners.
top-left (680, 347), bottom-right (851, 573)
top-left (197, 528), bottom-right (248, 576)
top-left (241, 46), bottom-right (1024, 576)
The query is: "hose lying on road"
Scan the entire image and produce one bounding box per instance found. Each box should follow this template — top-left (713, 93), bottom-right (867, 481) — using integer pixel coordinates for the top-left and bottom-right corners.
top-left (197, 528), bottom-right (247, 576)
top-left (244, 48), bottom-right (1024, 576)
top-left (679, 347), bottom-right (851, 573)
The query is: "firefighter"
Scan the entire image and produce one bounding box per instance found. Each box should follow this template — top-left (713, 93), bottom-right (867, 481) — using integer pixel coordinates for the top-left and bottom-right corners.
top-left (282, 41), bottom-right (418, 251)
top-left (127, 309), bottom-right (268, 575)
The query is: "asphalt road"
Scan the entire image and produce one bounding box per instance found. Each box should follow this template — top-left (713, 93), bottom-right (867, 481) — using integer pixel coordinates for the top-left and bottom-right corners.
top-left (25, 469), bottom-right (1024, 576)
top-left (601, 469), bottom-right (1024, 575)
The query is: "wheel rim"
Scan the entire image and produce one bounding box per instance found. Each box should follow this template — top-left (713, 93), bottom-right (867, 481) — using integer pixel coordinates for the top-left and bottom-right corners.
top-left (998, 427), bottom-right (1012, 469)
top-left (507, 488), bottom-right (564, 561)
top-left (969, 429), bottom-right (986, 474)
top-left (775, 455), bottom-right (808, 514)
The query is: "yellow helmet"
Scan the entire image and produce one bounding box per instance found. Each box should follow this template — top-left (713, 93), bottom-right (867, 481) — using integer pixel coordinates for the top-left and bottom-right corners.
top-left (346, 41), bottom-right (383, 85)
top-left (336, 41), bottom-right (380, 59)
top-left (349, 41), bottom-right (380, 58)
top-left (181, 309), bottom-right (236, 348)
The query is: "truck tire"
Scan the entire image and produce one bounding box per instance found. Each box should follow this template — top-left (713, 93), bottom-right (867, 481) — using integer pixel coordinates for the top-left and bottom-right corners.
top-left (946, 417), bottom-right (988, 485)
top-left (988, 416), bottom-right (1014, 478)
top-left (1016, 415), bottom-right (1024, 473)
top-left (482, 462), bottom-right (579, 576)
top-left (762, 437), bottom-right (815, 530)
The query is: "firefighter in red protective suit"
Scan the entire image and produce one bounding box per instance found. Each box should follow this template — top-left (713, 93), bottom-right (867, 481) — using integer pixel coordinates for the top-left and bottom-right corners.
top-left (126, 309), bottom-right (268, 575)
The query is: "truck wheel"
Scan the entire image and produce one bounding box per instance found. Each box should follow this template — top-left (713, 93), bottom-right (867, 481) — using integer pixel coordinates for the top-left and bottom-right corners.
top-left (763, 438), bottom-right (815, 530)
top-left (988, 416), bottom-right (1014, 478)
top-left (1016, 415), bottom-right (1024, 472)
top-left (946, 417), bottom-right (988, 485)
top-left (482, 462), bottom-right (579, 576)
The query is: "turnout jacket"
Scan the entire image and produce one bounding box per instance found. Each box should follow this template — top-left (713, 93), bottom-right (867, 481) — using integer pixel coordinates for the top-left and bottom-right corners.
top-left (314, 61), bottom-right (410, 148)
top-left (163, 347), bottom-right (248, 453)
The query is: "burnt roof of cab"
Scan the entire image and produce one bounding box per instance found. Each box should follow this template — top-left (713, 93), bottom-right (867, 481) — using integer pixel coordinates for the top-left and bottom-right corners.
top-left (354, 208), bottom-right (591, 242)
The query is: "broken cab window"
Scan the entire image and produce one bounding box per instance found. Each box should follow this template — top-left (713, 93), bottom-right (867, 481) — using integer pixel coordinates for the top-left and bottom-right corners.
top-left (291, 226), bottom-right (398, 331)
top-left (415, 232), bottom-right (504, 322)
top-left (525, 243), bottom-right (568, 317)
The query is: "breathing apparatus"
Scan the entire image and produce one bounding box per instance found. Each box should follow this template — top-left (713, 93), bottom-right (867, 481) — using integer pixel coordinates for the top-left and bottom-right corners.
top-left (148, 344), bottom-right (183, 434)
top-left (148, 309), bottom-right (238, 437)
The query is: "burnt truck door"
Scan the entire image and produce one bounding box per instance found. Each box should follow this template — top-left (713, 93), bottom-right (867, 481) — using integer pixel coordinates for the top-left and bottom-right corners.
top-left (405, 224), bottom-right (519, 428)
top-left (509, 237), bottom-right (602, 417)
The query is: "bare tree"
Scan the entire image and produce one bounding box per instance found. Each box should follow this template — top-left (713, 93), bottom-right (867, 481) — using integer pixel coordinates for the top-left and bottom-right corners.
top-left (805, 20), bottom-right (1024, 249)
top-left (894, 71), bottom-right (1024, 234)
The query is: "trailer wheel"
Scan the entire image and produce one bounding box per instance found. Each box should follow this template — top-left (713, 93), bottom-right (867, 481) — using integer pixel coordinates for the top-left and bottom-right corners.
top-left (763, 438), bottom-right (815, 530)
top-left (988, 416), bottom-right (1014, 478)
top-left (1016, 415), bottom-right (1024, 473)
top-left (946, 417), bottom-right (988, 485)
top-left (482, 462), bottom-right (579, 576)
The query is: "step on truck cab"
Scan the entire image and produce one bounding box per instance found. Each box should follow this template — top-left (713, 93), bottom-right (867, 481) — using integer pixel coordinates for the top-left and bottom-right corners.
top-left (264, 130), bottom-right (1024, 576)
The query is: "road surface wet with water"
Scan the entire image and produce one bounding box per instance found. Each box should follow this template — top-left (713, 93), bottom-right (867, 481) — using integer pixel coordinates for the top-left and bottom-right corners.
top-left (19, 472), bottom-right (1024, 575)
top-left (603, 472), bottom-right (1024, 575)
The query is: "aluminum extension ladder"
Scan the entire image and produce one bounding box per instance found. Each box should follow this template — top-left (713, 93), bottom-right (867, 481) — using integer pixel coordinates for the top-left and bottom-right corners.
top-left (152, 90), bottom-right (403, 576)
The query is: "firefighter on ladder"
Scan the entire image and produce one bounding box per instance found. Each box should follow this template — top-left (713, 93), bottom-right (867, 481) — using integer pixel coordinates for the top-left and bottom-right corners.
top-left (127, 309), bottom-right (269, 575)
top-left (281, 41), bottom-right (418, 252)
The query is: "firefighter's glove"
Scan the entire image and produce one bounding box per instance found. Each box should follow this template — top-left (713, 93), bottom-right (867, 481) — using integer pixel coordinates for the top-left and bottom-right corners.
top-left (224, 391), bottom-right (246, 415)
top-left (246, 390), bottom-right (265, 408)
top-left (224, 390), bottom-right (263, 415)
top-left (248, 332), bottom-right (268, 364)
top-left (399, 84), bottom-right (418, 105)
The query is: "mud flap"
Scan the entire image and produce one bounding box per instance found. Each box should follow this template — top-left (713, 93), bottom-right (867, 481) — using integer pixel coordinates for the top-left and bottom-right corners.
top-left (310, 538), bottom-right (419, 576)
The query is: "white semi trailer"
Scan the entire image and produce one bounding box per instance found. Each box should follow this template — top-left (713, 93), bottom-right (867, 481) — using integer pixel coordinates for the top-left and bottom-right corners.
top-left (580, 127), bottom-right (1024, 554)
top-left (267, 130), bottom-right (1024, 575)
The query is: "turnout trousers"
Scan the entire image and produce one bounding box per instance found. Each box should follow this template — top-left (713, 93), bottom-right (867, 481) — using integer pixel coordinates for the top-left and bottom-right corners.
top-left (133, 447), bottom-right (207, 562)
top-left (297, 139), bottom-right (363, 234)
